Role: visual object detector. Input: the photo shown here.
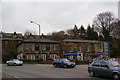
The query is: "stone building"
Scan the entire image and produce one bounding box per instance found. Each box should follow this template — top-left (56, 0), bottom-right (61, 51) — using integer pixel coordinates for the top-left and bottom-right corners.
top-left (17, 39), bottom-right (109, 61)
top-left (17, 38), bottom-right (60, 60)
top-left (61, 39), bottom-right (109, 61)
top-left (1, 32), bottom-right (23, 56)
top-left (1, 32), bottom-right (109, 62)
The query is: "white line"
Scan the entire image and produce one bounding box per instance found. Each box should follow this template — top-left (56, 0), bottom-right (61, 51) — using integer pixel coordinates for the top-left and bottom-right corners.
top-left (3, 72), bottom-right (22, 80)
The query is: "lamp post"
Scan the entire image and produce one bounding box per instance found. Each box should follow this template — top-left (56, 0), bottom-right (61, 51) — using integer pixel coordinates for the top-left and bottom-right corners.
top-left (30, 21), bottom-right (40, 38)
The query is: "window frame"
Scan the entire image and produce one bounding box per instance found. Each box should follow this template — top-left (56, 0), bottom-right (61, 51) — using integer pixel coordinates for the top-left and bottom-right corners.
top-left (92, 61), bottom-right (101, 67)
top-left (35, 44), bottom-right (39, 51)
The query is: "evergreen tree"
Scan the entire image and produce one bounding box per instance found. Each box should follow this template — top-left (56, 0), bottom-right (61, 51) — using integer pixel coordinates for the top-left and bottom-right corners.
top-left (86, 25), bottom-right (98, 40)
top-left (73, 24), bottom-right (79, 39)
top-left (79, 25), bottom-right (86, 39)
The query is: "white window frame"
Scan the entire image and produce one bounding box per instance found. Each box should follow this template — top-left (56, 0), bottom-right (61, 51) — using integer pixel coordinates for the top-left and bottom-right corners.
top-left (50, 55), bottom-right (56, 60)
top-left (40, 55), bottom-right (46, 60)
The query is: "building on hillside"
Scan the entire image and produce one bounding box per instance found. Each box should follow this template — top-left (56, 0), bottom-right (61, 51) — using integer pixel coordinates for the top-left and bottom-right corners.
top-left (1, 32), bottom-right (109, 62)
top-left (1, 32), bottom-right (23, 58)
top-left (17, 38), bottom-right (109, 61)
top-left (60, 39), bottom-right (109, 61)
top-left (17, 38), bottom-right (60, 60)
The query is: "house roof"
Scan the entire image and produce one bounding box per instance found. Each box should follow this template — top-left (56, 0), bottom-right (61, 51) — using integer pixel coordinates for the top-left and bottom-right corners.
top-left (22, 38), bottom-right (60, 43)
top-left (62, 39), bottom-right (102, 43)
top-left (1, 32), bottom-right (23, 38)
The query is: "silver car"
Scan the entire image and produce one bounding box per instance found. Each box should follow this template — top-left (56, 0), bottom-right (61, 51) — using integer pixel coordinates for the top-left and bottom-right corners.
top-left (88, 59), bottom-right (120, 80)
top-left (6, 59), bottom-right (23, 66)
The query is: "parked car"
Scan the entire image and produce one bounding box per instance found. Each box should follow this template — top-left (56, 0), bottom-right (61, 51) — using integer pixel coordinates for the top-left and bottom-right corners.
top-left (115, 58), bottom-right (120, 64)
top-left (88, 59), bottom-right (120, 80)
top-left (53, 59), bottom-right (76, 68)
top-left (6, 59), bottom-right (23, 66)
top-left (88, 58), bottom-right (105, 64)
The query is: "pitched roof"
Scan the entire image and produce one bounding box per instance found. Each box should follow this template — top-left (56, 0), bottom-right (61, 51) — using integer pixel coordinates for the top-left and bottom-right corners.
top-left (1, 32), bottom-right (23, 38)
top-left (23, 38), bottom-right (60, 43)
top-left (62, 39), bottom-right (102, 43)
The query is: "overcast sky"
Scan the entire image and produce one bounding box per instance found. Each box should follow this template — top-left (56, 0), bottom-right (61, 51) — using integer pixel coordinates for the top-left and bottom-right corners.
top-left (1, 0), bottom-right (119, 35)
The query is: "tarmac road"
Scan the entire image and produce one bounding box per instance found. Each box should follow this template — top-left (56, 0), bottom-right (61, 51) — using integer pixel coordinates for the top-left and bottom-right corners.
top-left (2, 64), bottom-right (112, 80)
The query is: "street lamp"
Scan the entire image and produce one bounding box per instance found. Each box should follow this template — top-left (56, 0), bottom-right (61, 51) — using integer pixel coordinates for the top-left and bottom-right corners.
top-left (30, 21), bottom-right (40, 38)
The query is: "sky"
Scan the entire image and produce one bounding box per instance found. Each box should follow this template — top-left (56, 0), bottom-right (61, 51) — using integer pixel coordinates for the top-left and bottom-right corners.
top-left (1, 0), bottom-right (119, 35)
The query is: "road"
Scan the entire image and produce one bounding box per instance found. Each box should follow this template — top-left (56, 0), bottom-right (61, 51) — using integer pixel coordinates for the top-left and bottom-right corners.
top-left (2, 64), bottom-right (112, 80)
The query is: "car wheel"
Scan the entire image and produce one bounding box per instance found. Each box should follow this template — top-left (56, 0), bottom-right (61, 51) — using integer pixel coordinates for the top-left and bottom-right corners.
top-left (71, 66), bottom-right (74, 68)
top-left (20, 64), bottom-right (23, 66)
top-left (113, 73), bottom-right (120, 80)
top-left (6, 63), bottom-right (9, 66)
top-left (53, 64), bottom-right (57, 68)
top-left (14, 63), bottom-right (17, 66)
top-left (63, 65), bottom-right (67, 68)
top-left (89, 71), bottom-right (95, 77)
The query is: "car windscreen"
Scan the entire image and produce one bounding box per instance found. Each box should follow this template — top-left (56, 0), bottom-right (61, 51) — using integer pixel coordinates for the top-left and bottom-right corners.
top-left (92, 61), bottom-right (100, 67)
top-left (13, 59), bottom-right (19, 61)
top-left (61, 59), bottom-right (69, 62)
top-left (109, 61), bottom-right (119, 67)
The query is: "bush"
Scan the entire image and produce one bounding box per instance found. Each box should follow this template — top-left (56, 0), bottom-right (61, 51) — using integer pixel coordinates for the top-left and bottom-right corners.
top-left (77, 60), bottom-right (88, 65)
top-left (23, 59), bottom-right (41, 64)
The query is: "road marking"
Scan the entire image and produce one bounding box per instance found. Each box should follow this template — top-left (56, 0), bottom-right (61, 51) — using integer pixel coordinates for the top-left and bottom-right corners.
top-left (3, 72), bottom-right (22, 80)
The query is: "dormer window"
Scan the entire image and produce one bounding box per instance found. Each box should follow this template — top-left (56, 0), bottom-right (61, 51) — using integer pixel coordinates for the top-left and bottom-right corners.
top-left (13, 35), bottom-right (17, 38)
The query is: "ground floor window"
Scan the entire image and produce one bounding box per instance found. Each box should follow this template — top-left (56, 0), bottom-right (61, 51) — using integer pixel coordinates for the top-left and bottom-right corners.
top-left (17, 54), bottom-right (23, 60)
top-left (49, 55), bottom-right (56, 60)
top-left (27, 55), bottom-right (35, 60)
top-left (40, 55), bottom-right (46, 61)
top-left (69, 56), bottom-right (73, 60)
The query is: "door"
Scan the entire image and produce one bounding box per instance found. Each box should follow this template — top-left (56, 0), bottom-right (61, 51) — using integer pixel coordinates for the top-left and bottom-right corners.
top-left (91, 61), bottom-right (101, 75)
top-left (100, 61), bottom-right (111, 76)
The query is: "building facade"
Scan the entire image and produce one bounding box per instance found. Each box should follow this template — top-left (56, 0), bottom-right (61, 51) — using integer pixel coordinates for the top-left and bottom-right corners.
top-left (61, 40), bottom-right (109, 61)
top-left (17, 39), bottom-right (109, 61)
top-left (1, 32), bottom-right (109, 62)
top-left (1, 32), bottom-right (23, 56)
top-left (17, 38), bottom-right (60, 61)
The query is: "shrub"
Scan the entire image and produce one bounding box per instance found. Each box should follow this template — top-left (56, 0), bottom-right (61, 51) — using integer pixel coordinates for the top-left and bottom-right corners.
top-left (77, 60), bottom-right (88, 65)
top-left (23, 59), bottom-right (41, 64)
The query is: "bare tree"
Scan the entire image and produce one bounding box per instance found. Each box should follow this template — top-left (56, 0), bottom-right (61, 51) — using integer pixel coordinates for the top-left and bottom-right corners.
top-left (50, 31), bottom-right (66, 41)
top-left (93, 11), bottom-right (116, 41)
top-left (93, 11), bottom-right (115, 33)
top-left (24, 30), bottom-right (37, 36)
top-left (111, 20), bottom-right (120, 39)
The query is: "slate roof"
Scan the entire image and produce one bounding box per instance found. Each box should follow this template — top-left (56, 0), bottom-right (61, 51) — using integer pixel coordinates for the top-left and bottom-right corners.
top-left (62, 39), bottom-right (102, 43)
top-left (1, 32), bottom-right (23, 38)
top-left (22, 38), bottom-right (60, 43)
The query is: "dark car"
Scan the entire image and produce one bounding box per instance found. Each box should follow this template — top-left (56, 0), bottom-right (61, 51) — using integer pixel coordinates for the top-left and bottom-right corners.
top-left (53, 59), bottom-right (76, 68)
top-left (88, 59), bottom-right (120, 80)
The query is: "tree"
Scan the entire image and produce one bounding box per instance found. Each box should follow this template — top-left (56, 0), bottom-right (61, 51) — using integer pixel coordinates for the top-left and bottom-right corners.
top-left (93, 11), bottom-right (120, 58)
top-left (67, 29), bottom-right (74, 37)
top-left (98, 35), bottom-right (104, 41)
top-left (50, 31), bottom-right (66, 41)
top-left (111, 20), bottom-right (120, 39)
top-left (93, 11), bottom-right (115, 41)
top-left (79, 25), bottom-right (86, 39)
top-left (66, 25), bottom-right (80, 39)
top-left (110, 20), bottom-right (120, 58)
top-left (73, 24), bottom-right (79, 39)
top-left (24, 30), bottom-right (37, 36)
top-left (86, 25), bottom-right (98, 40)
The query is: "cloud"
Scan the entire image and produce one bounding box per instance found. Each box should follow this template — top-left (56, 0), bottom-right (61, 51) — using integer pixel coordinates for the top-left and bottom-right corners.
top-left (2, 2), bottom-right (118, 35)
